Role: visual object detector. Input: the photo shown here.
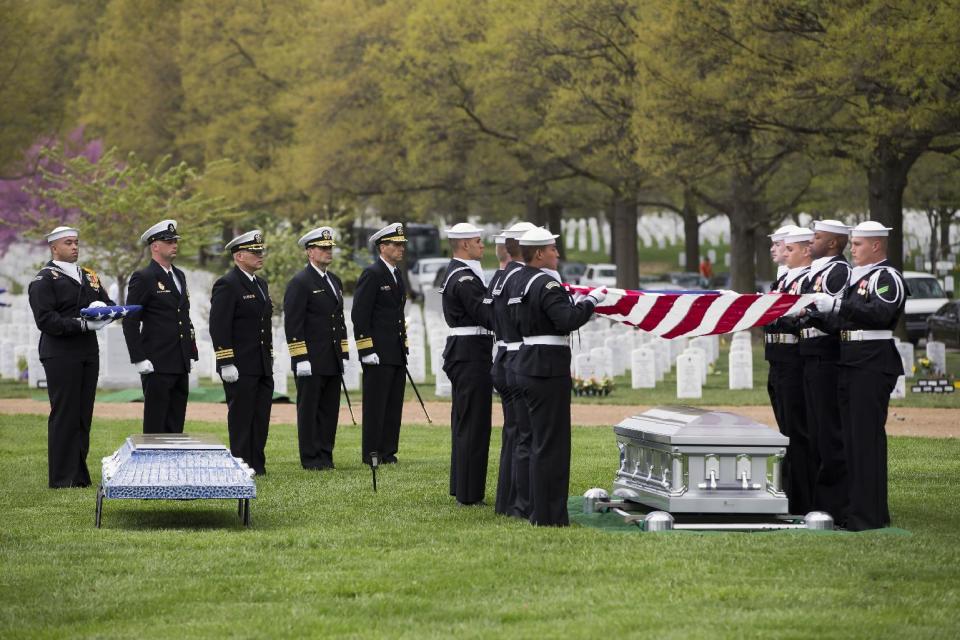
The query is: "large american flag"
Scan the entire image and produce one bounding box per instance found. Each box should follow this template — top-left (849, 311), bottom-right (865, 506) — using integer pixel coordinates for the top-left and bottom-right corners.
top-left (566, 285), bottom-right (815, 339)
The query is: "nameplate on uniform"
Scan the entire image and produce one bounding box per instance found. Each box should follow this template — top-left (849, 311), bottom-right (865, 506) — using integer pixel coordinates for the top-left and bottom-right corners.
top-left (312, 289), bottom-right (322, 294)
top-left (242, 294), bottom-right (256, 300)
top-left (380, 285), bottom-right (392, 291)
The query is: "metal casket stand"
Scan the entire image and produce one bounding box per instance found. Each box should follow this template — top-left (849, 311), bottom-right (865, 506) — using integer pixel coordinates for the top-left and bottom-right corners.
top-left (96, 434), bottom-right (256, 528)
top-left (588, 406), bottom-right (833, 531)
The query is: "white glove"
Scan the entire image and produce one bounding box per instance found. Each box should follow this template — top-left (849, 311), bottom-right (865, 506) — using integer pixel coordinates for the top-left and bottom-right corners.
top-left (135, 360), bottom-right (154, 375)
top-left (361, 353), bottom-right (380, 365)
top-left (83, 317), bottom-right (113, 331)
top-left (295, 360), bottom-right (312, 377)
top-left (220, 364), bottom-right (239, 383)
top-left (88, 301), bottom-right (107, 308)
top-left (812, 293), bottom-right (839, 314)
top-left (586, 287), bottom-right (608, 306)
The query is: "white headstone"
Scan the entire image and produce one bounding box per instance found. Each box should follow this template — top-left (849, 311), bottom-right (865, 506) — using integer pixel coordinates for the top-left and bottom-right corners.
top-left (407, 344), bottom-right (427, 383)
top-left (588, 217), bottom-right (601, 252)
top-left (577, 218), bottom-right (588, 252)
top-left (728, 348), bottom-right (753, 390)
top-left (926, 340), bottom-right (947, 375)
top-left (944, 275), bottom-right (955, 294)
top-left (686, 347), bottom-right (708, 384)
top-left (601, 221), bottom-right (612, 253)
top-left (590, 346), bottom-right (614, 378)
top-left (631, 347), bottom-right (657, 389)
top-left (13, 345), bottom-right (30, 385)
top-left (565, 219), bottom-right (576, 250)
top-left (676, 353), bottom-right (702, 399)
top-left (27, 345), bottom-right (45, 389)
top-left (0, 339), bottom-right (16, 379)
top-left (272, 355), bottom-right (288, 396)
top-left (603, 337), bottom-right (626, 376)
top-left (890, 375), bottom-right (905, 399)
top-left (723, 253), bottom-right (730, 267)
top-left (434, 366), bottom-right (452, 397)
top-left (690, 336), bottom-right (715, 365)
top-left (678, 252), bottom-right (686, 268)
top-left (896, 341), bottom-right (914, 378)
top-left (707, 249), bottom-right (717, 263)
top-left (196, 340), bottom-right (214, 378)
top-left (575, 353), bottom-right (599, 380)
top-left (653, 338), bottom-right (670, 381)
top-left (98, 324), bottom-right (140, 389)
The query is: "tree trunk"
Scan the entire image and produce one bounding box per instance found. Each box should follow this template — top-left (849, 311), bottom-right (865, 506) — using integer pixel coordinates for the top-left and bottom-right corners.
top-left (754, 218), bottom-right (774, 281)
top-left (545, 202), bottom-right (564, 260)
top-left (612, 194), bottom-right (639, 289)
top-left (728, 170), bottom-right (758, 293)
top-left (682, 188), bottom-right (700, 273)
top-left (940, 208), bottom-right (955, 261)
top-left (866, 141), bottom-right (926, 272)
top-left (525, 193), bottom-right (545, 227)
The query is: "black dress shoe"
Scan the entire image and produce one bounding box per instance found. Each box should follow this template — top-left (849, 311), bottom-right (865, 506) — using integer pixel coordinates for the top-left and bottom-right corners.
top-left (383, 455), bottom-right (398, 464)
top-left (318, 461), bottom-right (336, 470)
top-left (458, 500), bottom-right (487, 507)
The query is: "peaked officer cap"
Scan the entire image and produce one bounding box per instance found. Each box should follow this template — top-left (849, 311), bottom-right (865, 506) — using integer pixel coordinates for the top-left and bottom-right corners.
top-left (225, 230), bottom-right (265, 253)
top-left (369, 223), bottom-right (407, 244)
top-left (140, 219), bottom-right (180, 245)
top-left (299, 226), bottom-right (337, 249)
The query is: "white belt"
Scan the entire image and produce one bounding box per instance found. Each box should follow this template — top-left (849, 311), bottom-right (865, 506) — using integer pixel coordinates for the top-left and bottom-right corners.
top-left (765, 333), bottom-right (798, 345)
top-left (505, 341), bottom-right (522, 351)
top-left (841, 330), bottom-right (893, 342)
top-left (448, 326), bottom-right (493, 337)
top-left (495, 340), bottom-right (506, 348)
top-left (800, 328), bottom-right (828, 339)
top-left (522, 335), bottom-right (570, 347)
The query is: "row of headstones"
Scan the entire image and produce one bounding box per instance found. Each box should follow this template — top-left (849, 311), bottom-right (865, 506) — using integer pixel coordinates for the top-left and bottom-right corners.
top-left (678, 248), bottom-right (730, 269)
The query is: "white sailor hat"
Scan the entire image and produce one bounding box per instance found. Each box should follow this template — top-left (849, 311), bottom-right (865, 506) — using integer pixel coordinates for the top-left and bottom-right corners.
top-left (518, 227), bottom-right (559, 246)
top-left (225, 230), bottom-right (265, 253)
top-left (445, 222), bottom-right (483, 239)
top-left (494, 233), bottom-right (507, 245)
top-left (500, 221), bottom-right (538, 240)
top-left (45, 226), bottom-right (78, 243)
top-left (769, 224), bottom-right (800, 242)
top-left (298, 226), bottom-right (336, 249)
top-left (140, 219), bottom-right (180, 245)
top-left (783, 227), bottom-right (814, 244)
top-left (813, 219), bottom-right (850, 235)
top-left (850, 221), bottom-right (893, 238)
top-left (369, 222), bottom-right (407, 245)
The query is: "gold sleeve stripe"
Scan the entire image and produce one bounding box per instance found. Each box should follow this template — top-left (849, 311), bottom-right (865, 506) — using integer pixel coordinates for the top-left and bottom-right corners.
top-left (289, 346), bottom-right (308, 356)
top-left (356, 337), bottom-right (373, 350)
top-left (215, 348), bottom-right (234, 356)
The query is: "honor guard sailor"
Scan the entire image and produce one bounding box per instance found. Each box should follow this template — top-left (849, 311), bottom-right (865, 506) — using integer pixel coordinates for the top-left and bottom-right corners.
top-left (505, 227), bottom-right (606, 526)
top-left (806, 221), bottom-right (905, 531)
top-left (209, 230), bottom-right (274, 475)
top-left (284, 227), bottom-right (348, 470)
top-left (352, 223), bottom-right (408, 465)
top-left (441, 222), bottom-right (494, 505)
top-left (795, 220), bottom-right (852, 521)
top-left (486, 221), bottom-right (536, 517)
top-left (123, 220), bottom-right (199, 434)
top-left (28, 226), bottom-right (115, 487)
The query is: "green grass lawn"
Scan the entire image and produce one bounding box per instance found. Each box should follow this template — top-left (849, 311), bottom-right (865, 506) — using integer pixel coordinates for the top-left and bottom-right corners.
top-left (1, 414), bottom-right (958, 638)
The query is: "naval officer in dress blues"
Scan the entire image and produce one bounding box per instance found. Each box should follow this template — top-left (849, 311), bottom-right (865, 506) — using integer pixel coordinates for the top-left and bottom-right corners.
top-left (352, 223), bottom-right (408, 465)
top-left (284, 226), bottom-right (348, 470)
top-left (505, 227), bottom-right (606, 526)
top-left (440, 222), bottom-right (494, 505)
top-left (806, 221), bottom-right (905, 531)
top-left (209, 230), bottom-right (274, 475)
top-left (123, 220), bottom-right (198, 434)
top-left (28, 226), bottom-right (114, 488)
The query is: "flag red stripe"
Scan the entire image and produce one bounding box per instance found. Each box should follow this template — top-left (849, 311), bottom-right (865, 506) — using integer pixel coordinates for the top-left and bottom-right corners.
top-left (755, 294), bottom-right (803, 326)
top-left (661, 295), bottom-right (720, 339)
top-left (637, 294), bottom-right (680, 332)
top-left (710, 294), bottom-right (762, 335)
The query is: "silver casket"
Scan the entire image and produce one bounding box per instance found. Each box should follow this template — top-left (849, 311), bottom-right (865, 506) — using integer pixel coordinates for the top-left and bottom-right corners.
top-left (612, 406), bottom-right (789, 514)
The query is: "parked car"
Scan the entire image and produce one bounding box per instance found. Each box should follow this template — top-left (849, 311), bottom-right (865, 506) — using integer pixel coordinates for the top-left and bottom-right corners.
top-left (559, 260), bottom-right (586, 284)
top-left (581, 263), bottom-right (617, 288)
top-left (926, 301), bottom-right (960, 348)
top-left (903, 271), bottom-right (951, 343)
top-left (409, 257), bottom-right (449, 298)
top-left (667, 271), bottom-right (707, 290)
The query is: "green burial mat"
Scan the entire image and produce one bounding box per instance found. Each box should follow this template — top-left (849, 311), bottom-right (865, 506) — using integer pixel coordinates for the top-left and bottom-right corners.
top-left (96, 387), bottom-right (290, 403)
top-left (567, 496), bottom-right (912, 535)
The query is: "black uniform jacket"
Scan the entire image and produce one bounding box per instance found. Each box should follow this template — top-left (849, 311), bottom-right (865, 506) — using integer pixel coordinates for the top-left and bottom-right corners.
top-left (506, 266), bottom-right (595, 377)
top-left (832, 260), bottom-right (905, 375)
top-left (28, 261), bottom-right (114, 359)
top-left (441, 259), bottom-right (494, 363)
top-left (283, 265), bottom-right (348, 375)
top-left (352, 258), bottom-right (407, 366)
top-left (764, 267), bottom-right (808, 364)
top-left (795, 256), bottom-right (850, 359)
top-left (209, 266), bottom-right (273, 376)
top-left (122, 260), bottom-right (198, 373)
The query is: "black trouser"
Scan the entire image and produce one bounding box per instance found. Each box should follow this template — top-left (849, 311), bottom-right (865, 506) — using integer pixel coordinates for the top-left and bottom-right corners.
top-left (771, 359), bottom-right (816, 514)
top-left (42, 356), bottom-right (98, 488)
top-left (361, 363), bottom-right (405, 463)
top-left (492, 352), bottom-right (516, 514)
top-left (838, 365), bottom-right (895, 531)
top-left (515, 372), bottom-right (571, 527)
top-left (224, 374), bottom-right (273, 474)
top-left (446, 359), bottom-right (493, 504)
top-left (295, 373), bottom-right (341, 468)
top-left (141, 372), bottom-right (188, 434)
top-left (803, 356), bottom-right (849, 521)
top-left (506, 365), bottom-right (533, 519)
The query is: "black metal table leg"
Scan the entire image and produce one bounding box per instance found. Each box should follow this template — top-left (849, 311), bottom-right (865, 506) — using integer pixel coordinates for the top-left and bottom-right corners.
top-left (243, 498), bottom-right (250, 527)
top-left (238, 499), bottom-right (243, 518)
top-left (95, 485), bottom-right (104, 528)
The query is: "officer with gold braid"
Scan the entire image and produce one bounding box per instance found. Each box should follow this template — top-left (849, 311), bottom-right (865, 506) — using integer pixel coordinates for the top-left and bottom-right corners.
top-left (284, 227), bottom-right (348, 470)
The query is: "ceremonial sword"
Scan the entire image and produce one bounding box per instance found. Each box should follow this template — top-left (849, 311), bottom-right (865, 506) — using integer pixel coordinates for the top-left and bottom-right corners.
top-left (405, 367), bottom-right (432, 423)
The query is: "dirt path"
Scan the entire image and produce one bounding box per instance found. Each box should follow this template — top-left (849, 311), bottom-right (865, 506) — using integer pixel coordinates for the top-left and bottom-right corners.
top-left (0, 398), bottom-right (955, 438)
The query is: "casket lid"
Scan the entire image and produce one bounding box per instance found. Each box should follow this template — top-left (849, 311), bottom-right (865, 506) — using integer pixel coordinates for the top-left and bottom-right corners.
top-left (127, 433), bottom-right (228, 451)
top-left (614, 406), bottom-right (788, 446)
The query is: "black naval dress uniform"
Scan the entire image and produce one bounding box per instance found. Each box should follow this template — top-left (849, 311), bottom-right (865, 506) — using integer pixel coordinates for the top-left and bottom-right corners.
top-left (210, 267), bottom-right (274, 474)
top-left (795, 256), bottom-right (851, 520)
top-left (506, 267), bottom-right (596, 526)
top-left (28, 261), bottom-right (113, 487)
top-left (765, 266), bottom-right (816, 515)
top-left (440, 259), bottom-right (494, 505)
top-left (486, 261), bottom-right (530, 517)
top-left (122, 260), bottom-right (198, 433)
top-left (284, 265), bottom-right (348, 469)
top-left (352, 259), bottom-right (407, 464)
top-left (833, 260), bottom-right (905, 531)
